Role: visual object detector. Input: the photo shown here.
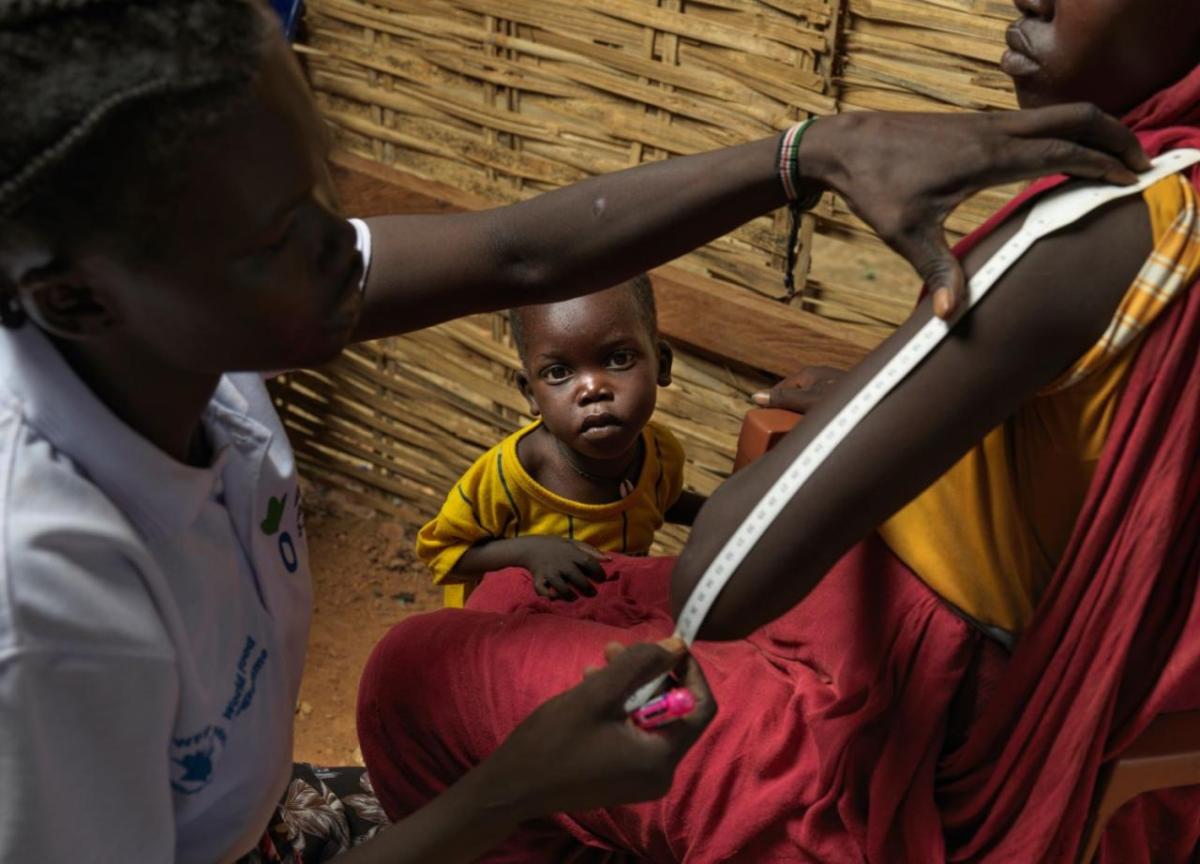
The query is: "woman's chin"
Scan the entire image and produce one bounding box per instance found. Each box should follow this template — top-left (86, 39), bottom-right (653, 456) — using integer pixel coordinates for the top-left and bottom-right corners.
top-left (1011, 84), bottom-right (1054, 111)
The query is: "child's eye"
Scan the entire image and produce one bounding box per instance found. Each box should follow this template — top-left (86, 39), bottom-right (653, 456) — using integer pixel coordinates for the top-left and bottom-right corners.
top-left (607, 350), bottom-right (636, 369)
top-left (542, 364), bottom-right (572, 383)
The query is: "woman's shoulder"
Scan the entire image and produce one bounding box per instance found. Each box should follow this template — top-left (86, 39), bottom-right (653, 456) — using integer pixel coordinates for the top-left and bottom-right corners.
top-left (0, 414), bottom-right (171, 663)
top-left (959, 180), bottom-right (1156, 368)
top-left (1050, 175), bottom-right (1199, 393)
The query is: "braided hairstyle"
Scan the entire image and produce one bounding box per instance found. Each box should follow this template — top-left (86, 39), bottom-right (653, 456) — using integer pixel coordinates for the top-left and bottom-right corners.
top-left (0, 0), bottom-right (270, 326)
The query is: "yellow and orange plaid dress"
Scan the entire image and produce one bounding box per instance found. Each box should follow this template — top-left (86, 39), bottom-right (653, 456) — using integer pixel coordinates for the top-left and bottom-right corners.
top-left (878, 175), bottom-right (1200, 639)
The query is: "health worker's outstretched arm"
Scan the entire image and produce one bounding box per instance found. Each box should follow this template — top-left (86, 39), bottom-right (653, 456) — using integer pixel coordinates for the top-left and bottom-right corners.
top-left (353, 104), bottom-right (1148, 341)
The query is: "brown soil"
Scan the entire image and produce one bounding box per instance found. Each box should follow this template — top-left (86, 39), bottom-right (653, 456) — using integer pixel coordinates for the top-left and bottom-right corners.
top-left (292, 480), bottom-right (442, 767)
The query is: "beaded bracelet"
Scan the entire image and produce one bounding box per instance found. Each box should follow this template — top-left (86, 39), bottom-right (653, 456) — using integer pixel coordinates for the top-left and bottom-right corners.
top-left (777, 118), bottom-right (820, 204)
top-left (777, 118), bottom-right (823, 295)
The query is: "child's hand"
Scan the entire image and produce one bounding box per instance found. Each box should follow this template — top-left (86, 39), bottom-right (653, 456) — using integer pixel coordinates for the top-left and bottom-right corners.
top-left (751, 365), bottom-right (846, 413)
top-left (518, 537), bottom-right (610, 600)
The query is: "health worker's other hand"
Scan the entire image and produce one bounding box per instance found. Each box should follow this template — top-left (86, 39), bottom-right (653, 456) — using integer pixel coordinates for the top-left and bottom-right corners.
top-left (484, 637), bottom-right (715, 819)
top-left (751, 365), bottom-right (847, 414)
top-left (802, 103), bottom-right (1151, 319)
top-left (519, 536), bottom-right (609, 600)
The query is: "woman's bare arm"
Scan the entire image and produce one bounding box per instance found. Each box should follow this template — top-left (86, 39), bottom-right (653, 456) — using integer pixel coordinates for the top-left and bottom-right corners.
top-left (671, 191), bottom-right (1153, 639)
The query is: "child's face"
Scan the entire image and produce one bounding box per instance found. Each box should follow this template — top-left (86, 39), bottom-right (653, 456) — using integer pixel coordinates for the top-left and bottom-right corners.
top-left (41, 28), bottom-right (363, 373)
top-left (517, 287), bottom-right (672, 462)
top-left (1004, 0), bottom-right (1200, 115)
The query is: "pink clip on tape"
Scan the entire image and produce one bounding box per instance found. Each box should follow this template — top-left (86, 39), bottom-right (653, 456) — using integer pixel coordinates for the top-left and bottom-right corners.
top-left (631, 687), bottom-right (697, 730)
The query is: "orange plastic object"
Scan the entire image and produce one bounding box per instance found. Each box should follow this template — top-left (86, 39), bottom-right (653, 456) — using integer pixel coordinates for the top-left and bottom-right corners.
top-left (733, 409), bottom-right (803, 472)
top-left (1079, 709), bottom-right (1200, 862)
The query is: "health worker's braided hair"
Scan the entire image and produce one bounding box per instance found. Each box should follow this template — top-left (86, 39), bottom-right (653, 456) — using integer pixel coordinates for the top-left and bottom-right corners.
top-left (0, 0), bottom-right (270, 326)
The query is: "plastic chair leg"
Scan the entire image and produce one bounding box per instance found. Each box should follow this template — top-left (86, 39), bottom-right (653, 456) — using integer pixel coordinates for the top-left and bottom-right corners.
top-left (1078, 710), bottom-right (1200, 863)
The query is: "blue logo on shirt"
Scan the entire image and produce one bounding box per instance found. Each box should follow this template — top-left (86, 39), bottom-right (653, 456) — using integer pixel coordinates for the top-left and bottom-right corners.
top-left (224, 635), bottom-right (269, 721)
top-left (170, 725), bottom-right (227, 795)
top-left (170, 635), bottom-right (269, 796)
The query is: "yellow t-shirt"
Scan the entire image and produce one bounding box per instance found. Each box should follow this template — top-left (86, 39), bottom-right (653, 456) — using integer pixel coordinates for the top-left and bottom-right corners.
top-left (417, 420), bottom-right (686, 606)
top-left (878, 176), bottom-right (1200, 639)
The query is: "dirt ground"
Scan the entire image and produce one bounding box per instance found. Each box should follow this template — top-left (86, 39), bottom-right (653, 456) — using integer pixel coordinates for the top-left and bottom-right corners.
top-left (292, 481), bottom-right (442, 767)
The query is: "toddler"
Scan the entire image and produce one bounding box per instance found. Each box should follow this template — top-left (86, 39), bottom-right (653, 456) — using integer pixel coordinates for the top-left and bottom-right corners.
top-left (417, 275), bottom-right (704, 605)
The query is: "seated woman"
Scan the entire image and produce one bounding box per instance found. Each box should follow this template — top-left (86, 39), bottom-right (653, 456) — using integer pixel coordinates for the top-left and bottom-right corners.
top-left (358, 2), bottom-right (1200, 861)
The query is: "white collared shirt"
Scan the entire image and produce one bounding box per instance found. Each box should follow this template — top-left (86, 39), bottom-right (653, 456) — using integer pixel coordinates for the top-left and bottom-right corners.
top-left (0, 220), bottom-right (372, 863)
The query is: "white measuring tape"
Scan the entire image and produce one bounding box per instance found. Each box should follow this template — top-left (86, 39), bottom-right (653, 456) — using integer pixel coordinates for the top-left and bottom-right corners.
top-left (628, 148), bottom-right (1200, 713)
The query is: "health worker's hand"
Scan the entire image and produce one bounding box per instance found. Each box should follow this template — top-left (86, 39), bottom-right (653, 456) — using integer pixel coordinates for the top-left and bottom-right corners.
top-left (801, 103), bottom-right (1151, 319)
top-left (482, 637), bottom-right (715, 819)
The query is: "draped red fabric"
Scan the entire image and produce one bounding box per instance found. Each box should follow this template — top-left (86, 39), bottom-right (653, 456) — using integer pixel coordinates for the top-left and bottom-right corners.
top-left (360, 544), bottom-right (1003, 863)
top-left (357, 68), bottom-right (1200, 864)
top-left (936, 65), bottom-right (1200, 862)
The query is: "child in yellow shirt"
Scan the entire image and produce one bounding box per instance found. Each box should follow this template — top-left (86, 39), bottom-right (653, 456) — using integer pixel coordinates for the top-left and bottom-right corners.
top-left (417, 276), bottom-right (705, 606)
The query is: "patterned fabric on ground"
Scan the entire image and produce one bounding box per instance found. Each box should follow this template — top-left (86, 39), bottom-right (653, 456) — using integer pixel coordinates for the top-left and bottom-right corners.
top-left (239, 764), bottom-right (387, 863)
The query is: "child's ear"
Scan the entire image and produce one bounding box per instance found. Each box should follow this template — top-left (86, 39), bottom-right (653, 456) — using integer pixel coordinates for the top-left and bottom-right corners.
top-left (656, 340), bottom-right (674, 387)
top-left (19, 266), bottom-right (117, 339)
top-left (516, 370), bottom-right (541, 416)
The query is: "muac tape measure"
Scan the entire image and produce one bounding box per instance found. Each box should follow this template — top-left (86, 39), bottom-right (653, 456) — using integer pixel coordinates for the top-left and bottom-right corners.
top-left (627, 148), bottom-right (1200, 713)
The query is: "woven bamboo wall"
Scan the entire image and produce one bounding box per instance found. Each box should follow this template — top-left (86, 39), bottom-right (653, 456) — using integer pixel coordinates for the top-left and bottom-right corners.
top-left (816, 0), bottom-right (1017, 327)
top-left (275, 316), bottom-right (762, 551)
top-left (276, 0), bottom-right (1019, 548)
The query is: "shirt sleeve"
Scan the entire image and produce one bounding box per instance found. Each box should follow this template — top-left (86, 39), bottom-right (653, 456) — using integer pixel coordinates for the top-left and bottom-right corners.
top-left (649, 423), bottom-right (687, 514)
top-left (349, 218), bottom-right (373, 294)
top-left (415, 446), bottom-right (514, 584)
top-left (266, 218), bottom-right (374, 379)
top-left (0, 530), bottom-right (178, 861)
top-left (0, 650), bottom-right (178, 862)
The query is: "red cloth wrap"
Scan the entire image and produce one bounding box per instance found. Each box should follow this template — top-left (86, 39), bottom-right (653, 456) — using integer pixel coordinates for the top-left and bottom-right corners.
top-left (935, 64), bottom-right (1200, 863)
top-left (360, 543), bottom-right (1004, 862)
top-left (357, 66), bottom-right (1200, 862)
